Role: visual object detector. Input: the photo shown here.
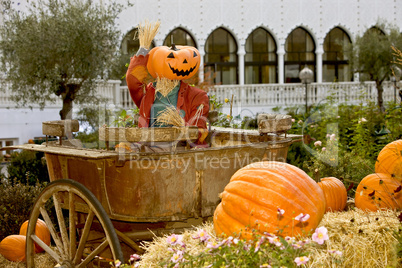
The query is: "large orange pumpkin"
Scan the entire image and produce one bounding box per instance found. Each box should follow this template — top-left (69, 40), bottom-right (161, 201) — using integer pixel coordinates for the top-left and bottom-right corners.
top-left (213, 161), bottom-right (326, 239)
top-left (375, 140), bottom-right (402, 181)
top-left (19, 219), bottom-right (51, 253)
top-left (0, 235), bottom-right (26, 262)
top-left (355, 173), bottom-right (402, 211)
top-left (147, 44), bottom-right (200, 80)
top-left (317, 177), bottom-right (347, 212)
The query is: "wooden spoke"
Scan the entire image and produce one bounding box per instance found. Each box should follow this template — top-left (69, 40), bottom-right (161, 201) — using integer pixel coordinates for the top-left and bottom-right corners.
top-left (73, 211), bottom-right (95, 265)
top-left (53, 193), bottom-right (70, 258)
top-left (77, 239), bottom-right (109, 268)
top-left (69, 191), bottom-right (77, 260)
top-left (30, 234), bottom-right (62, 263)
top-left (39, 206), bottom-right (66, 260)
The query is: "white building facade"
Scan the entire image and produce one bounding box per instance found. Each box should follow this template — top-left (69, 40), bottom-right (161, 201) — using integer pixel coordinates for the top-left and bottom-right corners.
top-left (1, 0), bottom-right (401, 147)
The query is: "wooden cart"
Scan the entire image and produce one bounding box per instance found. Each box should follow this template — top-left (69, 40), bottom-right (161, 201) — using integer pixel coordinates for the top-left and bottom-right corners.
top-left (5, 118), bottom-right (300, 267)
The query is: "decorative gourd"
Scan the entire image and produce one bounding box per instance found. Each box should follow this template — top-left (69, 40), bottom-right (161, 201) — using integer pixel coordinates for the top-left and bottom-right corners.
top-left (147, 45), bottom-right (200, 80)
top-left (0, 235), bottom-right (26, 262)
top-left (19, 219), bottom-right (51, 253)
top-left (375, 140), bottom-right (402, 181)
top-left (355, 173), bottom-right (402, 211)
top-left (317, 177), bottom-right (347, 212)
top-left (213, 161), bottom-right (326, 239)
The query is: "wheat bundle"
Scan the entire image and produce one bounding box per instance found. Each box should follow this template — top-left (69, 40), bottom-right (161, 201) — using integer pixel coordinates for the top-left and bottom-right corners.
top-left (155, 106), bottom-right (185, 127)
top-left (137, 20), bottom-right (160, 49)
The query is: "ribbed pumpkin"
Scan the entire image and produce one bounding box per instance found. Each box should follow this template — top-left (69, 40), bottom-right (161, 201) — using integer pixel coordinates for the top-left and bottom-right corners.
top-left (317, 177), bottom-right (347, 212)
top-left (375, 140), bottom-right (402, 181)
top-left (147, 45), bottom-right (200, 80)
top-left (355, 173), bottom-right (402, 211)
top-left (213, 161), bottom-right (326, 239)
top-left (0, 235), bottom-right (26, 262)
top-left (19, 219), bottom-right (51, 253)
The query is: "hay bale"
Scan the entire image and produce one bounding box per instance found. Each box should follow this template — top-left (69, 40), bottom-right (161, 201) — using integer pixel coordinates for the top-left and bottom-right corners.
top-left (0, 251), bottom-right (56, 268)
top-left (306, 208), bottom-right (401, 268)
top-left (137, 209), bottom-right (401, 268)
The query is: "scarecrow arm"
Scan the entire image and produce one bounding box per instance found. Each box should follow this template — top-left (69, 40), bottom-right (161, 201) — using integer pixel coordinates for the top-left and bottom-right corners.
top-left (126, 54), bottom-right (149, 108)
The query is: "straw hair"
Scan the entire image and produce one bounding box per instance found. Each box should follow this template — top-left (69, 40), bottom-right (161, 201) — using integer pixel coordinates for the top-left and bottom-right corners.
top-left (155, 77), bottom-right (179, 97)
top-left (137, 20), bottom-right (161, 49)
top-left (155, 106), bottom-right (185, 127)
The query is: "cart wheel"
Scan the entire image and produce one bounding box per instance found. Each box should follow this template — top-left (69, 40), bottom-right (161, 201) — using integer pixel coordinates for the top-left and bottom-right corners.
top-left (26, 179), bottom-right (124, 268)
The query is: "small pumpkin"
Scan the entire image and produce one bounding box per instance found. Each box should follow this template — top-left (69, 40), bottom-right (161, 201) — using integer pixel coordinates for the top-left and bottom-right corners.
top-left (147, 44), bottom-right (200, 80)
top-left (19, 219), bottom-right (51, 253)
top-left (0, 235), bottom-right (26, 262)
top-left (355, 173), bottom-right (402, 212)
top-left (375, 139), bottom-right (402, 181)
top-left (317, 177), bottom-right (347, 212)
top-left (213, 161), bottom-right (326, 239)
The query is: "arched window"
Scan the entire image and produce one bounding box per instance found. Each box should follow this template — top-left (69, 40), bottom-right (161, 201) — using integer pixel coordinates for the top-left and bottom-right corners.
top-left (205, 28), bottom-right (238, 85)
top-left (323, 27), bottom-right (352, 82)
top-left (245, 28), bottom-right (277, 84)
top-left (121, 28), bottom-right (156, 56)
top-left (284, 27), bottom-right (315, 83)
top-left (163, 27), bottom-right (196, 47)
top-left (119, 28), bottom-right (156, 84)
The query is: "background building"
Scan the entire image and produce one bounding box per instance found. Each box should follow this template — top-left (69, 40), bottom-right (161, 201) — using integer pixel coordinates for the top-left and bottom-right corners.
top-left (117, 0), bottom-right (402, 84)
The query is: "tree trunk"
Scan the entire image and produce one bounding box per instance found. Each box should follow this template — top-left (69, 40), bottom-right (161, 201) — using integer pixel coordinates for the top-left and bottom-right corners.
top-left (59, 84), bottom-right (80, 120)
top-left (376, 81), bottom-right (385, 113)
top-left (60, 97), bottom-right (73, 120)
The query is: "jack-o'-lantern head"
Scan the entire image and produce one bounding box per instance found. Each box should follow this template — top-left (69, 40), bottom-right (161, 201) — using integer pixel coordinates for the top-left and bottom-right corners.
top-left (147, 44), bottom-right (200, 80)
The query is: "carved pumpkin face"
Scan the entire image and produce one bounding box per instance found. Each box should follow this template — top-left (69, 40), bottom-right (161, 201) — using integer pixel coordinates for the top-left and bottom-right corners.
top-left (147, 45), bottom-right (200, 80)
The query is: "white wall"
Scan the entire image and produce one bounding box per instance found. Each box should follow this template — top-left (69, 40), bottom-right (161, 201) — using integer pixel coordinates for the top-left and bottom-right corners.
top-left (0, 108), bottom-right (61, 145)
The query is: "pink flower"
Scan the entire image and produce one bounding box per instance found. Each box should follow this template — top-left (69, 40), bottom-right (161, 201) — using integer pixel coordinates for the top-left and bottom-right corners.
top-left (294, 256), bottom-right (309, 266)
top-left (330, 134), bottom-right (336, 141)
top-left (129, 254), bottom-right (141, 262)
top-left (292, 242), bottom-right (302, 249)
top-left (292, 118), bottom-right (295, 123)
top-left (170, 250), bottom-right (184, 263)
top-left (254, 236), bottom-right (266, 252)
top-left (322, 147), bottom-right (326, 151)
top-left (268, 235), bottom-right (282, 247)
top-left (285, 236), bottom-right (295, 243)
top-left (167, 234), bottom-right (183, 246)
top-left (312, 226), bottom-right (329, 245)
top-left (192, 229), bottom-right (210, 242)
top-left (328, 249), bottom-right (342, 256)
top-left (295, 213), bottom-right (310, 222)
top-left (277, 207), bottom-right (285, 216)
top-left (314, 141), bottom-right (322, 147)
top-left (206, 241), bottom-right (220, 249)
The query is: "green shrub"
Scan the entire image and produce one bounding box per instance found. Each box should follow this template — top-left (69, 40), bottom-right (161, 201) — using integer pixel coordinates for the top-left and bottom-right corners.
top-left (0, 179), bottom-right (44, 241)
top-left (6, 150), bottom-right (49, 186)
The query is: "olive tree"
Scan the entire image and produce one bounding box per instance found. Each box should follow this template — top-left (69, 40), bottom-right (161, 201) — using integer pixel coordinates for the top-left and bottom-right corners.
top-left (348, 22), bottom-right (402, 112)
top-left (0, 0), bottom-right (129, 119)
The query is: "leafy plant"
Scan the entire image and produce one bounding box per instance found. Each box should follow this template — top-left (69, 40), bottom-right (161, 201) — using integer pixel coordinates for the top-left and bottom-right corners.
top-left (6, 150), bottom-right (49, 186)
top-left (0, 179), bottom-right (45, 241)
top-left (111, 108), bottom-right (140, 128)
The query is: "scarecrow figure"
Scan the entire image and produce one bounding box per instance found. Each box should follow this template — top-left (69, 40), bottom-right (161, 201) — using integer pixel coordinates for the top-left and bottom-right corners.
top-left (120, 21), bottom-right (209, 151)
